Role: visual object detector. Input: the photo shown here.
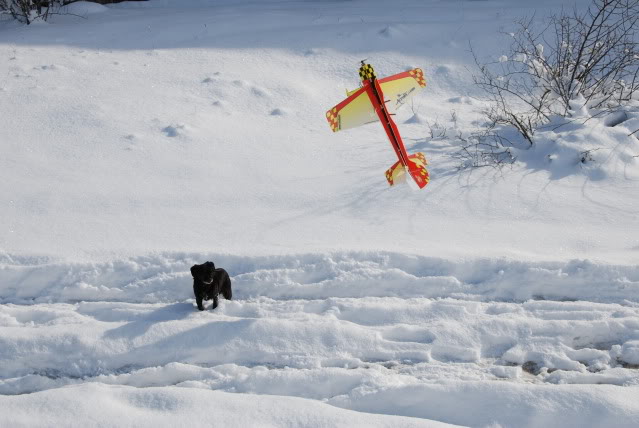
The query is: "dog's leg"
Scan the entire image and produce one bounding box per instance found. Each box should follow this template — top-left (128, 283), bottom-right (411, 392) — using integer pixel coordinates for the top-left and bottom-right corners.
top-left (196, 296), bottom-right (205, 311)
top-left (212, 295), bottom-right (219, 310)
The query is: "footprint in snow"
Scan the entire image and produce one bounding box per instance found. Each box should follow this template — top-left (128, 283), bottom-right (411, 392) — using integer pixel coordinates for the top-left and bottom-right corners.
top-left (251, 86), bottom-right (271, 97)
top-left (270, 108), bottom-right (287, 116)
top-left (227, 79), bottom-right (271, 98)
top-left (448, 96), bottom-right (474, 105)
top-left (162, 124), bottom-right (186, 137)
top-left (379, 25), bottom-right (400, 38)
top-left (202, 73), bottom-right (221, 83)
top-left (435, 65), bottom-right (451, 75)
top-left (123, 134), bottom-right (137, 150)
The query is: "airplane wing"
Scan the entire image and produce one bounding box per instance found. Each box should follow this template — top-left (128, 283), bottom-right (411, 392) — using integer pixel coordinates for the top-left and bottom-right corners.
top-left (325, 86), bottom-right (377, 132)
top-left (326, 68), bottom-right (426, 132)
top-left (378, 68), bottom-right (426, 113)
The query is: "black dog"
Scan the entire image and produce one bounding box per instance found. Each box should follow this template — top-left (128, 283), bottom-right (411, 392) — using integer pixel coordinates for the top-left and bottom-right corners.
top-left (190, 261), bottom-right (232, 311)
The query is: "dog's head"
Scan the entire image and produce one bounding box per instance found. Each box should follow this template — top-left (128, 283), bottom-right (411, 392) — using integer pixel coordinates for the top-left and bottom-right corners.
top-left (190, 261), bottom-right (216, 284)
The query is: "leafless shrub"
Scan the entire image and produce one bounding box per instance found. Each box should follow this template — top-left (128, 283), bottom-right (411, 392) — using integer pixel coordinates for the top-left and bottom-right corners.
top-left (0, 0), bottom-right (85, 24)
top-left (451, 128), bottom-right (516, 169)
top-left (450, 110), bottom-right (458, 129)
top-left (425, 118), bottom-right (447, 139)
top-left (579, 148), bottom-right (602, 163)
top-left (1, 0), bottom-right (31, 22)
top-left (471, 0), bottom-right (639, 147)
top-left (458, 0), bottom-right (639, 169)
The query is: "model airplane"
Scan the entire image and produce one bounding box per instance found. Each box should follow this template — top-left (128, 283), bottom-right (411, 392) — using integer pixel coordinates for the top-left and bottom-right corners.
top-left (326, 61), bottom-right (429, 189)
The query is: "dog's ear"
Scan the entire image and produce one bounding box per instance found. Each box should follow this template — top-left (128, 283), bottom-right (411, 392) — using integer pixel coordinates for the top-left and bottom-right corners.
top-left (206, 261), bottom-right (216, 270)
top-left (190, 264), bottom-right (199, 278)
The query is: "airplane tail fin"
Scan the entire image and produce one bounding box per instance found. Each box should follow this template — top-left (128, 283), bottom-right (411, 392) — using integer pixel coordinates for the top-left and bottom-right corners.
top-left (384, 152), bottom-right (429, 189)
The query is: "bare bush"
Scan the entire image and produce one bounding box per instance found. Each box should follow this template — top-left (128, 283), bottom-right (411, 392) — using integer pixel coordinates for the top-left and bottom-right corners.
top-left (0, 0), bottom-right (86, 24)
top-left (472, 0), bottom-right (639, 146)
top-left (0, 0), bottom-right (32, 23)
top-left (425, 118), bottom-right (447, 139)
top-left (451, 128), bottom-right (516, 169)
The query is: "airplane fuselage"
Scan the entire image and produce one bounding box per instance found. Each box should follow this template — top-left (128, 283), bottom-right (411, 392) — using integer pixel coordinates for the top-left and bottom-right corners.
top-left (362, 76), bottom-right (412, 171)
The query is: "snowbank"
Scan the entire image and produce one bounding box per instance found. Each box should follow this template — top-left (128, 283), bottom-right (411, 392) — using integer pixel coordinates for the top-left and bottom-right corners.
top-left (62, 2), bottom-right (109, 15)
top-left (0, 383), bottom-right (459, 428)
top-left (1, 252), bottom-right (637, 304)
top-left (2, 295), bottom-right (639, 426)
top-left (513, 102), bottom-right (639, 182)
top-left (330, 381), bottom-right (639, 428)
top-left (2, 289), bottom-right (638, 394)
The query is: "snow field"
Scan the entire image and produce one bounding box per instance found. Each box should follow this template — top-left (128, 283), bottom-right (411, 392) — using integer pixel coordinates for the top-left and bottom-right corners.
top-left (2, 0), bottom-right (639, 426)
top-left (1, 0), bottom-right (636, 263)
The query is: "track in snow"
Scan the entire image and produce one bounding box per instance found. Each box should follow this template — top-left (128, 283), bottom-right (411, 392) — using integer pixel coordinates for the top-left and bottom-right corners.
top-left (2, 295), bottom-right (639, 394)
top-left (2, 252), bottom-right (639, 427)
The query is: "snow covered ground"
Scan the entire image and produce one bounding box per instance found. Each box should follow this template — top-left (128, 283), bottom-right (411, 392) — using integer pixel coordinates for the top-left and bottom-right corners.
top-left (1, 0), bottom-right (638, 427)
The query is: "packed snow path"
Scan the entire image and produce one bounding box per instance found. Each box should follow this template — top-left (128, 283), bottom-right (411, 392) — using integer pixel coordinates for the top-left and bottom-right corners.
top-left (1, 252), bottom-right (638, 427)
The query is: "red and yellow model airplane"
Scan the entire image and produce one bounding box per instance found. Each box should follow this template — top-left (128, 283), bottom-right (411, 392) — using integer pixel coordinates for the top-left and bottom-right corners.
top-left (326, 61), bottom-right (429, 189)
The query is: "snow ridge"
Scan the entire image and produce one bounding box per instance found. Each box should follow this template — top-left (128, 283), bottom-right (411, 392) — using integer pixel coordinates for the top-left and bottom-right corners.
top-left (1, 251), bottom-right (637, 304)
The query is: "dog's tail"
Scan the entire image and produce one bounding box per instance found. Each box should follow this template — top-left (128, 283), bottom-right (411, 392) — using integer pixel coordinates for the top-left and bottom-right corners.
top-left (222, 276), bottom-right (232, 300)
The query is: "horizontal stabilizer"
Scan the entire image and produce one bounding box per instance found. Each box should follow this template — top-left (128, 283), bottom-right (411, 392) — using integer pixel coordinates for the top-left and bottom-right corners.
top-left (385, 160), bottom-right (407, 186)
top-left (385, 152), bottom-right (429, 189)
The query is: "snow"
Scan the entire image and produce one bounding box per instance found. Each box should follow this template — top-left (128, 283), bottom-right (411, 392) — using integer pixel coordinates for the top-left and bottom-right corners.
top-left (2, 293), bottom-right (639, 425)
top-left (2, 0), bottom-right (636, 263)
top-left (1, 0), bottom-right (638, 426)
top-left (61, 2), bottom-right (109, 16)
top-left (1, 383), bottom-right (461, 428)
top-left (1, 252), bottom-right (639, 304)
